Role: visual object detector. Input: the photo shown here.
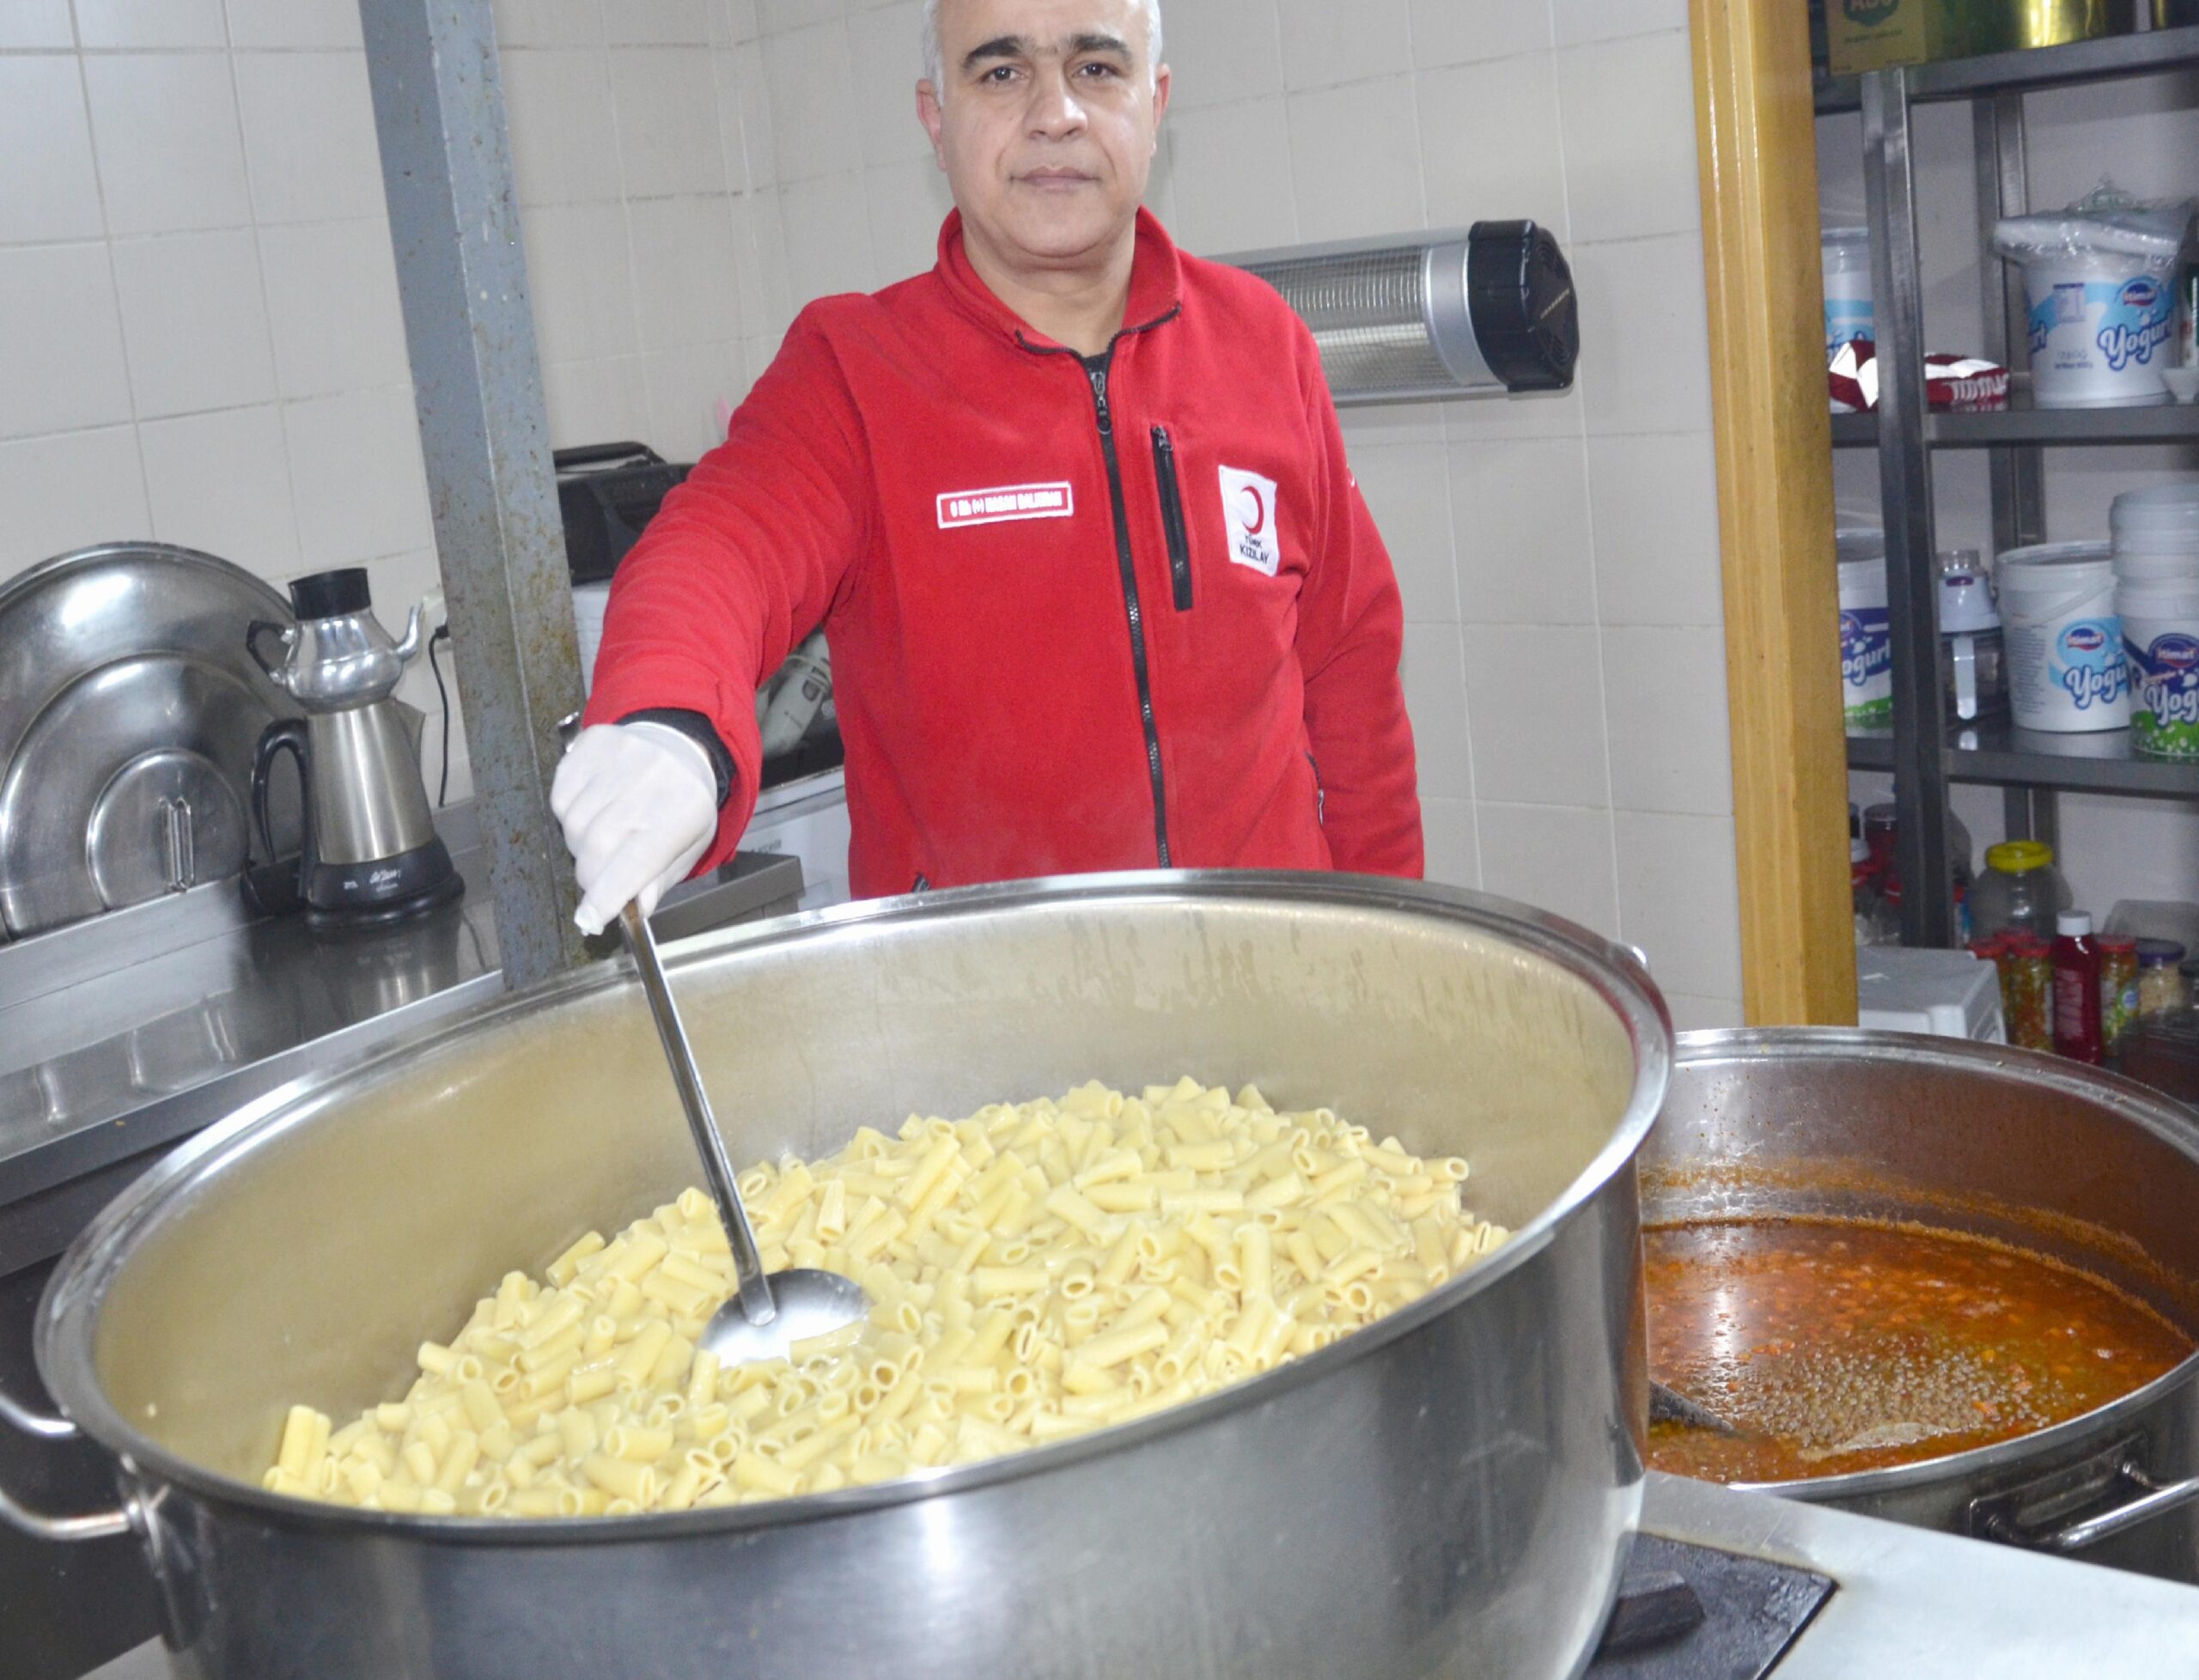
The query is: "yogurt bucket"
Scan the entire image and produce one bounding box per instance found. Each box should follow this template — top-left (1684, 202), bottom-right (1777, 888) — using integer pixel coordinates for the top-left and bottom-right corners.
top-left (1996, 201), bottom-right (2184, 408)
top-left (2120, 574), bottom-right (2199, 758)
top-left (2111, 482), bottom-right (2199, 580)
top-left (1822, 226), bottom-right (1873, 362)
top-left (2018, 255), bottom-right (2176, 406)
top-left (1837, 527), bottom-right (1891, 732)
top-left (1999, 542), bottom-right (2131, 732)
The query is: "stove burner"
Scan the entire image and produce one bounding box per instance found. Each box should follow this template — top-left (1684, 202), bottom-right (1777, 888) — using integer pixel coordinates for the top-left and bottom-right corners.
top-left (1587, 1535), bottom-right (1834, 1678)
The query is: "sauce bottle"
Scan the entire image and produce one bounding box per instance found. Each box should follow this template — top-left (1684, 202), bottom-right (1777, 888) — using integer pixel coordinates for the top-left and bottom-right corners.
top-left (2052, 911), bottom-right (2104, 1064)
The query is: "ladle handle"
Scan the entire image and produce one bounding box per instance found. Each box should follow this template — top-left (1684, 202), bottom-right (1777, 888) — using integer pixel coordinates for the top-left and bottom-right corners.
top-left (617, 899), bottom-right (777, 1328)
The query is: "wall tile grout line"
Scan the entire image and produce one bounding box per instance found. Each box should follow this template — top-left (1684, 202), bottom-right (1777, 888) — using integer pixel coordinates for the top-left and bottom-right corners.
top-left (62, 0), bottom-right (158, 554)
top-left (219, 2), bottom-right (308, 576)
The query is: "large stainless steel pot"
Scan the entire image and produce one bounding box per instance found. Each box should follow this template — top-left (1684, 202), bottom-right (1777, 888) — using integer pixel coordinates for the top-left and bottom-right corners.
top-left (1646, 1029), bottom-right (2199, 1583)
top-left (0, 873), bottom-right (1669, 1679)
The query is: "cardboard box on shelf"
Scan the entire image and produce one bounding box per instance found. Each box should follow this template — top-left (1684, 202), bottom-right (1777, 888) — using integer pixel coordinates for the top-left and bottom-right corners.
top-left (1825, 0), bottom-right (1983, 74)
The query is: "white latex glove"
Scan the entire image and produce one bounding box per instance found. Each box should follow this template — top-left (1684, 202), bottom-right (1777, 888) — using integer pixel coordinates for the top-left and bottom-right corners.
top-left (551, 721), bottom-right (719, 937)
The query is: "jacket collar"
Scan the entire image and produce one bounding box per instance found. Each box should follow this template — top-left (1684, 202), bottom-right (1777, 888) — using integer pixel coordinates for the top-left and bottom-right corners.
top-left (935, 207), bottom-right (1184, 351)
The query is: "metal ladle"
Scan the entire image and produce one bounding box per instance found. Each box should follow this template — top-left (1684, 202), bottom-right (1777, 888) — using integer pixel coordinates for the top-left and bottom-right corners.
top-left (1649, 1379), bottom-right (1749, 1440)
top-left (560, 719), bottom-right (868, 1363)
top-left (612, 901), bottom-right (869, 1362)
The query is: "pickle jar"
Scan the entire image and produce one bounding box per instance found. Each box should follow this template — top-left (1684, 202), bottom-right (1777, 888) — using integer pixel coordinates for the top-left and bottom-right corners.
top-left (2000, 934), bottom-right (2056, 1052)
top-left (1971, 840), bottom-right (2070, 942)
top-left (2100, 935), bottom-right (2140, 1058)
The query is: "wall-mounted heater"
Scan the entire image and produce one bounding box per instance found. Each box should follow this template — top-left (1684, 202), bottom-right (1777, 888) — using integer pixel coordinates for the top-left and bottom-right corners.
top-left (1227, 222), bottom-right (1577, 405)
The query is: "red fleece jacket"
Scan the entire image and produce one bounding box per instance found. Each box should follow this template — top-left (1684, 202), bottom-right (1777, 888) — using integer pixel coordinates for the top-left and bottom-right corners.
top-left (584, 209), bottom-right (1422, 898)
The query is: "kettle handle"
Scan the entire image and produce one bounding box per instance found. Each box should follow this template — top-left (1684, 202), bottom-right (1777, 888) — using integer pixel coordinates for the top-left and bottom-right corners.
top-left (246, 619), bottom-right (293, 684)
top-left (251, 717), bottom-right (311, 872)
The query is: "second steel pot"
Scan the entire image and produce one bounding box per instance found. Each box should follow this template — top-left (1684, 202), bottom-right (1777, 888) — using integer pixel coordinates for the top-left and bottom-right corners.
top-left (3, 873), bottom-right (1670, 1679)
top-left (1645, 1029), bottom-right (2199, 1584)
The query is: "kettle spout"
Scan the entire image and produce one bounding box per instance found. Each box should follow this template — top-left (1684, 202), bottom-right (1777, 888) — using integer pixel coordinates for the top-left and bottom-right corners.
top-left (393, 602), bottom-right (427, 665)
top-left (393, 588), bottom-right (446, 666)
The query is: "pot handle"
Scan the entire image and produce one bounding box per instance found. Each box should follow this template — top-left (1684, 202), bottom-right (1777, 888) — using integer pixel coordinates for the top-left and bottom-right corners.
top-left (1976, 1453), bottom-right (2199, 1554)
top-left (0, 1375), bottom-right (137, 1543)
top-left (0, 1480), bottom-right (135, 1543)
top-left (0, 1377), bottom-right (77, 1442)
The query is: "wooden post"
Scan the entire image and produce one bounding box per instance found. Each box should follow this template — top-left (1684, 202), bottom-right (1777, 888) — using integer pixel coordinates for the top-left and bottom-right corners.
top-left (1689, 0), bottom-right (1858, 1024)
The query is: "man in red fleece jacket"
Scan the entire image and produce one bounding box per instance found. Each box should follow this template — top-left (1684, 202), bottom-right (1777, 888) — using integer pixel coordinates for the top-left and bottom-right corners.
top-left (554, 0), bottom-right (1421, 934)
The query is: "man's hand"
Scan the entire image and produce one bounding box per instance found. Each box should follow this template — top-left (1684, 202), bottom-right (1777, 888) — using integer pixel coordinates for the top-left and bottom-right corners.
top-left (551, 722), bottom-right (719, 936)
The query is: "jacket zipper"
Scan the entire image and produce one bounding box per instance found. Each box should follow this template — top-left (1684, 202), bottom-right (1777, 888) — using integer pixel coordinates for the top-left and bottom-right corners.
top-left (1152, 426), bottom-right (1192, 612)
top-left (1087, 352), bottom-right (1172, 867)
top-left (1306, 751), bottom-right (1325, 827)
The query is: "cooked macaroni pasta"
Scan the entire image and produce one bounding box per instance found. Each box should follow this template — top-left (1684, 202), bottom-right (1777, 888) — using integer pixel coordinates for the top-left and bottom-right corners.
top-left (266, 1079), bottom-right (1508, 1517)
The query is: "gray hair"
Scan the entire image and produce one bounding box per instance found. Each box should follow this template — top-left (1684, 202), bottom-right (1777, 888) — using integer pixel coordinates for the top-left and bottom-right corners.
top-left (922, 0), bottom-right (1164, 91)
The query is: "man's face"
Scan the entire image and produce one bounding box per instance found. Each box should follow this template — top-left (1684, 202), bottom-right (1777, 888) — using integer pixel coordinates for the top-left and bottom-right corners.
top-left (918, 0), bottom-right (1169, 277)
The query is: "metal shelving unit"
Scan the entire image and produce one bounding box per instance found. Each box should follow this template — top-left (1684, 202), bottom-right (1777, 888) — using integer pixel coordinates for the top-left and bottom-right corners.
top-left (1818, 23), bottom-right (2199, 111)
top-left (1847, 719), bottom-right (2199, 796)
top-left (1830, 399), bottom-right (2199, 448)
top-left (1824, 30), bottom-right (2199, 945)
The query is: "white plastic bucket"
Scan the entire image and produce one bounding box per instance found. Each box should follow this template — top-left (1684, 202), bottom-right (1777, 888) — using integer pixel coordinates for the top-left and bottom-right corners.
top-left (2120, 574), bottom-right (2199, 758)
top-left (1999, 541), bottom-right (2131, 732)
top-left (2111, 482), bottom-right (2199, 580)
top-left (2018, 253), bottom-right (2178, 407)
top-left (1822, 227), bottom-right (1873, 362)
top-left (1837, 527), bottom-right (1891, 731)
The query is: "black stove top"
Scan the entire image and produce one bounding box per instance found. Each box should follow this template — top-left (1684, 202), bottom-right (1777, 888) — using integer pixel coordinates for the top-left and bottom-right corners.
top-left (1587, 1535), bottom-right (1835, 1679)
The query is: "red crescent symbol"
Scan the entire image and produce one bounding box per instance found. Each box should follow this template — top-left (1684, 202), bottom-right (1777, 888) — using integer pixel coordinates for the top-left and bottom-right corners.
top-left (1240, 485), bottom-right (1268, 536)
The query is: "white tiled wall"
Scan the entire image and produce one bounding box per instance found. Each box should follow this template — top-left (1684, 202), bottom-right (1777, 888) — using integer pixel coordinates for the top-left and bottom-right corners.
top-left (1821, 72), bottom-right (2199, 925)
top-left (1142, 0), bottom-right (1741, 1026)
top-left (0, 0), bottom-right (778, 805)
top-left (3, 0), bottom-right (1743, 1025)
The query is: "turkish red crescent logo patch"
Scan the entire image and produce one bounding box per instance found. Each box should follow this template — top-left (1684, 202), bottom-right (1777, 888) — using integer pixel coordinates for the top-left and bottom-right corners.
top-left (1219, 466), bottom-right (1281, 577)
top-left (937, 482), bottom-right (1075, 529)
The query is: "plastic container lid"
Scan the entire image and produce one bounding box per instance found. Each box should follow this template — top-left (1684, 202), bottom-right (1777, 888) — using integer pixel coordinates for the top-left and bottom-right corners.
top-left (1985, 839), bottom-right (2055, 873)
top-left (2111, 484), bottom-right (2199, 541)
top-left (1998, 541), bottom-right (2117, 593)
top-left (2117, 573), bottom-right (2199, 608)
top-left (2099, 934), bottom-right (2139, 954)
top-left (1836, 527), bottom-right (1886, 567)
top-left (2056, 911), bottom-right (2093, 937)
top-left (2135, 938), bottom-right (2186, 967)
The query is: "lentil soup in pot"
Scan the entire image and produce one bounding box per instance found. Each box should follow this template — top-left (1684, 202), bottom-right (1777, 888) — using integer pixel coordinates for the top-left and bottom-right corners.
top-left (1647, 1214), bottom-right (2196, 1484)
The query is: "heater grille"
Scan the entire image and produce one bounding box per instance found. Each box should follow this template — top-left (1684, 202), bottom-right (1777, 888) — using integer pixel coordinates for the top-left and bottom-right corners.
top-left (1251, 246), bottom-right (1455, 394)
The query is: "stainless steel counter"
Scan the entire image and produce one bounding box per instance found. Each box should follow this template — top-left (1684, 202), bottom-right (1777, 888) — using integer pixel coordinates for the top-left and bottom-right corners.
top-left (73, 1474), bottom-right (2199, 1677)
top-left (1638, 1472), bottom-right (2199, 1674)
top-left (0, 810), bottom-right (802, 1276)
top-left (0, 814), bottom-right (802, 1680)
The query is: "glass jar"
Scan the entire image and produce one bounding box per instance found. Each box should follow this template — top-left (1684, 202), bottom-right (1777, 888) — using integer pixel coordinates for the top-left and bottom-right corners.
top-left (1861, 801), bottom-right (1976, 940)
top-left (1850, 837), bottom-right (1897, 946)
top-left (2099, 934), bottom-right (2140, 1058)
top-left (2001, 934), bottom-right (2056, 1052)
top-left (1970, 840), bottom-right (2071, 941)
top-left (2137, 940), bottom-right (2189, 1019)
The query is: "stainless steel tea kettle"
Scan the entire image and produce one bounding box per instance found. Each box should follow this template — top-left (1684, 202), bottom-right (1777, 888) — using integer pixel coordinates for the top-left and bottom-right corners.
top-left (245, 568), bottom-right (460, 927)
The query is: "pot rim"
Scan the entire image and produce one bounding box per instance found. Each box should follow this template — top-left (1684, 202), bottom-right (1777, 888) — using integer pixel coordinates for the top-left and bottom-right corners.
top-left (36, 867), bottom-right (1671, 1543)
top-left (1662, 1026), bottom-right (2199, 1502)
